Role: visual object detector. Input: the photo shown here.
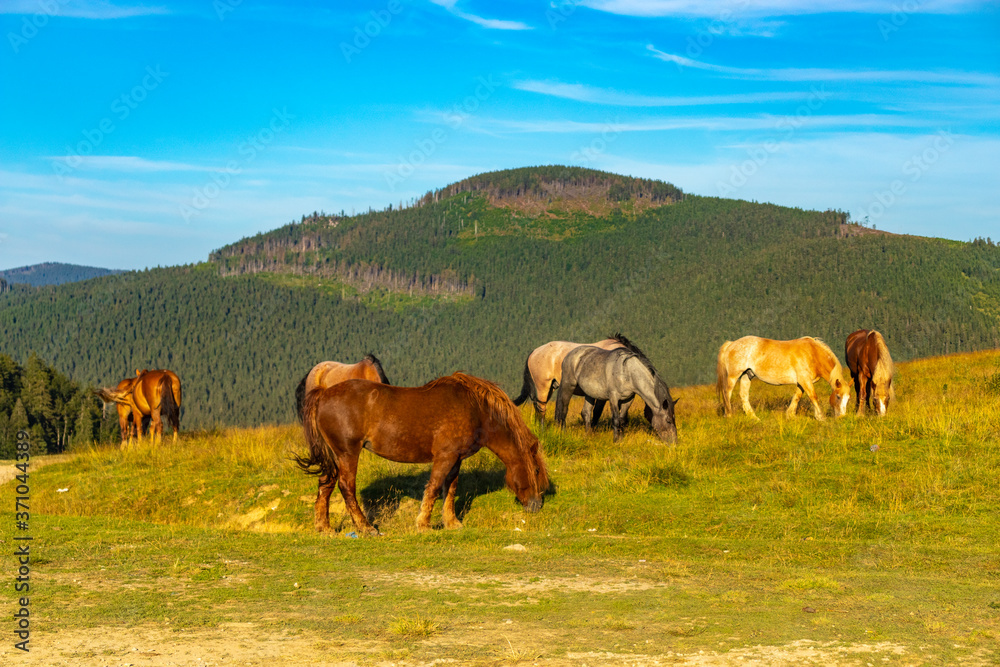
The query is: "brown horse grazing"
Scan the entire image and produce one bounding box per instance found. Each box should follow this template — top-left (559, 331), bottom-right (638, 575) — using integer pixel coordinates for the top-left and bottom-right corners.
top-left (717, 336), bottom-right (850, 420)
top-left (296, 372), bottom-right (549, 535)
top-left (294, 353), bottom-right (389, 420)
top-left (97, 369), bottom-right (181, 445)
top-left (513, 337), bottom-right (626, 424)
top-left (845, 329), bottom-right (895, 416)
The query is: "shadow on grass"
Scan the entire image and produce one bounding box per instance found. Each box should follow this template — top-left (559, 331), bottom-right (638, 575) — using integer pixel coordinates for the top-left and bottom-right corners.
top-left (359, 467), bottom-right (511, 527)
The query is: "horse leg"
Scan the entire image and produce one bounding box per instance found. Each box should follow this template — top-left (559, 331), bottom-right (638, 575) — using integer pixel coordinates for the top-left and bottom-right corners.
top-left (553, 382), bottom-right (573, 428)
top-left (132, 412), bottom-right (144, 445)
top-left (441, 459), bottom-right (464, 530)
top-left (581, 397), bottom-right (596, 432)
top-left (856, 376), bottom-right (867, 416)
top-left (802, 382), bottom-right (825, 421)
top-left (416, 457), bottom-right (456, 531)
top-left (739, 375), bottom-right (758, 420)
top-left (336, 454), bottom-right (378, 535)
top-left (609, 401), bottom-right (624, 443)
top-left (151, 405), bottom-right (163, 445)
top-left (313, 474), bottom-right (337, 532)
top-left (533, 378), bottom-right (553, 425)
top-left (590, 399), bottom-right (607, 428)
top-left (786, 386), bottom-right (803, 417)
top-left (619, 398), bottom-right (633, 429)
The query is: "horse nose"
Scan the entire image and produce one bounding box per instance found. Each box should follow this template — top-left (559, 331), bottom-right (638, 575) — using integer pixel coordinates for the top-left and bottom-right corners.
top-left (525, 497), bottom-right (543, 513)
top-left (659, 426), bottom-right (678, 444)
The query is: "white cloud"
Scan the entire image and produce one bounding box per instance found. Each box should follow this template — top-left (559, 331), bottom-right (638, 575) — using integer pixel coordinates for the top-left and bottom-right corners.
top-left (513, 80), bottom-right (815, 106)
top-left (428, 0), bottom-right (532, 30)
top-left (647, 45), bottom-right (1000, 86)
top-left (582, 0), bottom-right (986, 17)
top-left (47, 156), bottom-right (211, 172)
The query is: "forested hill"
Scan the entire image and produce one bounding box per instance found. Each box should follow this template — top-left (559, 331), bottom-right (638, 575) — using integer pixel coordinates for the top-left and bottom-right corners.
top-left (1, 166), bottom-right (999, 435)
top-left (0, 262), bottom-right (121, 287)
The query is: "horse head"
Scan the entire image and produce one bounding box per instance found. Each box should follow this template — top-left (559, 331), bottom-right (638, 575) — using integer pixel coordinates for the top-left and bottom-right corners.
top-left (644, 394), bottom-right (678, 444)
top-left (828, 376), bottom-right (850, 417)
top-left (504, 433), bottom-right (547, 513)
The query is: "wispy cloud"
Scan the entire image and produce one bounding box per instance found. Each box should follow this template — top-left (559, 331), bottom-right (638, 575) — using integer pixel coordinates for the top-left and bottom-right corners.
top-left (468, 114), bottom-right (927, 134)
top-left (428, 0), bottom-right (532, 30)
top-left (647, 45), bottom-right (1000, 86)
top-left (584, 0), bottom-right (987, 17)
top-left (0, 1), bottom-right (169, 19)
top-left (513, 80), bottom-right (815, 106)
top-left (48, 156), bottom-right (210, 172)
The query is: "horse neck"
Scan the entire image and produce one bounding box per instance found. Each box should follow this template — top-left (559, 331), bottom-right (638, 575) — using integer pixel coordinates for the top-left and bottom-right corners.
top-left (625, 357), bottom-right (664, 409)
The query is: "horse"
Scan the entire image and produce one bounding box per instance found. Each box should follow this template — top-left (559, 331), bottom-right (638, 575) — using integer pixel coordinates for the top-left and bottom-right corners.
top-left (554, 334), bottom-right (678, 443)
top-left (294, 353), bottom-right (390, 420)
top-left (513, 337), bottom-right (625, 425)
top-left (96, 369), bottom-right (181, 445)
top-left (845, 329), bottom-right (895, 416)
top-left (717, 336), bottom-right (850, 420)
top-left (296, 372), bottom-right (549, 535)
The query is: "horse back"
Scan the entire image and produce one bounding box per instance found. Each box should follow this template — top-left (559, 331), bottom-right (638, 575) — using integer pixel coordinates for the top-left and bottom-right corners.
top-left (315, 380), bottom-right (480, 464)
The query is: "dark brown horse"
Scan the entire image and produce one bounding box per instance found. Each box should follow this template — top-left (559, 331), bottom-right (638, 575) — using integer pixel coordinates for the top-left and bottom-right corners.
top-left (296, 372), bottom-right (549, 535)
top-left (97, 369), bottom-right (181, 445)
top-left (294, 353), bottom-right (390, 420)
top-left (845, 329), bottom-right (895, 416)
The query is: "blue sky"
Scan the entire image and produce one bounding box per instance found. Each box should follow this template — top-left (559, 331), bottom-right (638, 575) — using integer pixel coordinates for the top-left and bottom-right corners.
top-left (0, 0), bottom-right (997, 270)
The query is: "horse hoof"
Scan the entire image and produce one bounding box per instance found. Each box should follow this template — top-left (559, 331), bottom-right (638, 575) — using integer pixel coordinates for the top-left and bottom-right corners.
top-left (444, 520), bottom-right (463, 530)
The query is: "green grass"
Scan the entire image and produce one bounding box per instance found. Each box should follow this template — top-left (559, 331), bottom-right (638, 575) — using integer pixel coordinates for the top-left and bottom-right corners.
top-left (3, 350), bottom-right (1000, 664)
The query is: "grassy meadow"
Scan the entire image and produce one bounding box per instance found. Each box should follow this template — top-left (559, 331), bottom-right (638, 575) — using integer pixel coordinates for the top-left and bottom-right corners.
top-left (3, 350), bottom-right (1000, 665)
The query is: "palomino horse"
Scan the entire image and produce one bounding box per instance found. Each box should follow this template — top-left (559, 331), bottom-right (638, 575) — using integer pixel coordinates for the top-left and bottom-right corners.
top-left (294, 354), bottom-right (391, 529)
top-left (717, 336), bottom-right (850, 420)
top-left (845, 329), bottom-right (895, 416)
top-left (513, 337), bottom-right (625, 424)
top-left (294, 353), bottom-right (389, 420)
top-left (296, 372), bottom-right (549, 535)
top-left (97, 369), bottom-right (181, 445)
top-left (554, 334), bottom-right (678, 443)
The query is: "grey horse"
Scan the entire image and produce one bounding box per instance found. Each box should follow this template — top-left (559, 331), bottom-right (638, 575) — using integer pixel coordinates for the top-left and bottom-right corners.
top-left (553, 335), bottom-right (678, 443)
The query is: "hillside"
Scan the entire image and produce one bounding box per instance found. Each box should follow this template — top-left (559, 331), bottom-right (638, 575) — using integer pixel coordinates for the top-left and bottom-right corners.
top-left (0, 166), bottom-right (998, 434)
top-left (0, 262), bottom-right (121, 287)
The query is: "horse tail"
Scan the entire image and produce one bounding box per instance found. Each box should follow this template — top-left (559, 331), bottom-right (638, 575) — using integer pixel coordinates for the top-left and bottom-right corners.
top-left (365, 353), bottom-right (390, 385)
top-left (94, 386), bottom-right (131, 405)
top-left (158, 374), bottom-right (179, 435)
top-left (450, 372), bottom-right (548, 493)
top-left (294, 372), bottom-right (309, 422)
top-left (716, 341), bottom-right (733, 415)
top-left (511, 352), bottom-right (536, 407)
top-left (293, 387), bottom-right (338, 481)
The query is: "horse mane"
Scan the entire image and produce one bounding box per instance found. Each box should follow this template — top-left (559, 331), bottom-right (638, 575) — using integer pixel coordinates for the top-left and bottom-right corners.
top-left (435, 372), bottom-right (548, 494)
top-left (364, 353), bottom-right (390, 384)
top-left (609, 333), bottom-right (661, 382)
top-left (870, 331), bottom-right (895, 396)
top-left (803, 336), bottom-right (847, 384)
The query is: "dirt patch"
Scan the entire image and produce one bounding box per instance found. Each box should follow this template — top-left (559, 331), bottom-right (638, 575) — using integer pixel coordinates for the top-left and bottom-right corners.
top-left (375, 570), bottom-right (673, 595)
top-left (0, 454), bottom-right (74, 485)
top-left (0, 625), bottom-right (943, 666)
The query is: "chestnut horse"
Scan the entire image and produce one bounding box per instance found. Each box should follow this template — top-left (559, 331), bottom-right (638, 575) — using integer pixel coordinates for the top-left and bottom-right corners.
top-left (513, 337), bottom-right (625, 424)
top-left (717, 336), bottom-right (850, 420)
top-left (845, 329), bottom-right (895, 416)
top-left (294, 353), bottom-right (389, 420)
top-left (97, 369), bottom-right (181, 445)
top-left (296, 372), bottom-right (549, 535)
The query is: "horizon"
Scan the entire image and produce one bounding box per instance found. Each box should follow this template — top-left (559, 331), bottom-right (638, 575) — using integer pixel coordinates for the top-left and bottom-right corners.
top-left (1, 0), bottom-right (998, 271)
